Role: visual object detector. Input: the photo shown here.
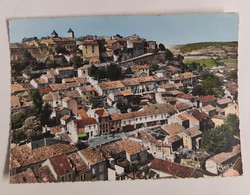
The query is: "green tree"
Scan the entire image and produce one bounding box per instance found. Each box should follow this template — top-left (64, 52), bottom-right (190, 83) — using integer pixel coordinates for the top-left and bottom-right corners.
top-left (30, 89), bottom-right (43, 115)
top-left (106, 63), bottom-right (122, 81)
top-left (40, 103), bottom-right (53, 126)
top-left (22, 116), bottom-right (42, 141)
top-left (11, 112), bottom-right (26, 129)
top-left (165, 49), bottom-right (174, 60)
top-left (225, 114), bottom-right (240, 135)
top-left (202, 124), bottom-right (233, 153)
top-left (71, 55), bottom-right (82, 69)
top-left (12, 129), bottom-right (27, 144)
top-left (130, 160), bottom-right (140, 179)
top-left (89, 64), bottom-right (99, 77)
top-left (96, 67), bottom-right (107, 80)
top-left (158, 43), bottom-right (166, 51)
top-left (90, 97), bottom-right (101, 109)
top-left (192, 74), bottom-right (223, 96)
top-left (46, 60), bottom-right (58, 69)
top-left (228, 69), bottom-right (238, 81)
top-left (150, 63), bottom-right (159, 71)
top-left (116, 100), bottom-right (128, 113)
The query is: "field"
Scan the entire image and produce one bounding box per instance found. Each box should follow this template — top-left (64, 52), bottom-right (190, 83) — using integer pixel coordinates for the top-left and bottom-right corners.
top-left (183, 58), bottom-right (219, 68)
top-left (180, 41), bottom-right (238, 53)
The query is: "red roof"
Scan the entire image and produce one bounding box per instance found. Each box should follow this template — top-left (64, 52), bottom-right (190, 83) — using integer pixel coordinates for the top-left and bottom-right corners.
top-left (188, 109), bottom-right (209, 121)
top-left (49, 154), bottom-right (73, 176)
top-left (177, 93), bottom-right (195, 100)
top-left (75, 117), bottom-right (97, 127)
top-left (95, 108), bottom-right (109, 117)
top-left (199, 95), bottom-right (216, 103)
top-left (39, 86), bottom-right (53, 94)
top-left (150, 158), bottom-right (195, 178)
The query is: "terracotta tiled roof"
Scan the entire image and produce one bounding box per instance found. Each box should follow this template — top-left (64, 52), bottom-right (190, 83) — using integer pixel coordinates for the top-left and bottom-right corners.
top-left (162, 123), bottom-right (185, 136)
top-left (34, 78), bottom-right (47, 84)
top-left (223, 157), bottom-right (243, 177)
top-left (217, 98), bottom-right (232, 105)
top-left (202, 104), bottom-right (216, 112)
top-left (11, 83), bottom-right (25, 93)
top-left (10, 144), bottom-right (77, 169)
top-left (60, 133), bottom-right (73, 143)
top-left (199, 95), bottom-right (216, 103)
top-left (11, 95), bottom-right (21, 108)
top-left (49, 83), bottom-right (68, 91)
top-left (10, 168), bottom-right (38, 184)
top-left (209, 144), bottom-right (241, 164)
top-left (39, 86), bottom-right (53, 94)
top-left (188, 109), bottom-right (209, 121)
top-left (166, 134), bottom-right (182, 143)
top-left (181, 112), bottom-right (199, 126)
top-left (63, 77), bottom-right (86, 84)
top-left (212, 114), bottom-right (225, 120)
top-left (62, 90), bottom-right (81, 99)
top-left (226, 82), bottom-right (238, 94)
top-left (174, 101), bottom-right (192, 112)
top-left (100, 142), bottom-right (125, 159)
top-left (33, 165), bottom-right (57, 183)
top-left (50, 154), bottom-right (73, 176)
top-left (135, 76), bottom-right (155, 83)
top-left (167, 65), bottom-right (181, 73)
top-left (61, 115), bottom-right (70, 121)
top-left (172, 72), bottom-right (196, 81)
top-left (113, 90), bottom-right (133, 96)
top-left (81, 147), bottom-right (105, 165)
top-left (98, 81), bottom-right (124, 90)
top-left (75, 118), bottom-right (97, 127)
top-left (121, 78), bottom-right (139, 86)
top-left (68, 152), bottom-right (89, 174)
top-left (177, 93), bottom-right (196, 100)
top-left (116, 139), bottom-right (146, 155)
top-left (77, 108), bottom-right (89, 119)
top-left (50, 126), bottom-right (62, 134)
top-left (95, 108), bottom-right (109, 117)
top-left (163, 90), bottom-right (182, 96)
top-left (185, 127), bottom-right (202, 138)
top-left (150, 158), bottom-right (195, 178)
top-left (159, 83), bottom-right (183, 89)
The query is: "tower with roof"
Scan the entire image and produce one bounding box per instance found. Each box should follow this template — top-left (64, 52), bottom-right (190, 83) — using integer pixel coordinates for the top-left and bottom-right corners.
top-left (51, 30), bottom-right (58, 38)
top-left (67, 28), bottom-right (74, 38)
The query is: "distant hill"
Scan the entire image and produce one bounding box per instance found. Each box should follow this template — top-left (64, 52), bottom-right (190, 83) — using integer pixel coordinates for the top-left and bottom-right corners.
top-left (170, 41), bottom-right (238, 59)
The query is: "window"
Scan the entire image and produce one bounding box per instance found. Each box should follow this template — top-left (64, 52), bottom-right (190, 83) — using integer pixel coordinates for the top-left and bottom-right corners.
top-left (61, 176), bottom-right (64, 182)
top-left (92, 45), bottom-right (95, 53)
top-left (91, 131), bottom-right (93, 137)
top-left (99, 164), bottom-right (104, 173)
top-left (89, 125), bottom-right (91, 129)
top-left (151, 116), bottom-right (153, 119)
top-left (69, 174), bottom-right (71, 180)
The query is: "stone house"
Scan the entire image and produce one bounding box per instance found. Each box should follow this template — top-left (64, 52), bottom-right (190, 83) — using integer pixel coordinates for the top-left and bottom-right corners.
top-left (68, 152), bottom-right (91, 181)
top-left (171, 72), bottom-right (197, 87)
top-left (116, 139), bottom-right (148, 165)
top-left (79, 147), bottom-right (108, 181)
top-left (81, 40), bottom-right (100, 62)
top-left (150, 158), bottom-right (203, 178)
top-left (42, 154), bottom-right (74, 182)
top-left (96, 80), bottom-right (125, 96)
top-left (182, 127), bottom-right (202, 150)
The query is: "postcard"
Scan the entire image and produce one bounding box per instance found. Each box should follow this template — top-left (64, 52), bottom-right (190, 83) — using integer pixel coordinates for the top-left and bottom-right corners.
top-left (8, 13), bottom-right (241, 184)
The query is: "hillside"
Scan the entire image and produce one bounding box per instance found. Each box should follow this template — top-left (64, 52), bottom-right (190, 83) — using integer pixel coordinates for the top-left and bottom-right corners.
top-left (170, 41), bottom-right (238, 60)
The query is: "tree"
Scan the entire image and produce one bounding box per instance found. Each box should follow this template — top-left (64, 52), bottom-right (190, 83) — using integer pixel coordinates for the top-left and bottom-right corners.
top-left (192, 74), bottom-right (223, 96)
top-left (46, 59), bottom-right (58, 69)
top-left (106, 63), bottom-right (122, 81)
top-left (90, 97), bottom-right (101, 109)
top-left (71, 55), bottom-right (82, 69)
top-left (11, 112), bottom-right (26, 129)
top-left (40, 103), bottom-right (53, 126)
top-left (116, 100), bottom-right (128, 113)
top-left (158, 43), bottom-right (166, 51)
top-left (150, 63), bottom-right (159, 71)
top-left (96, 67), bottom-right (107, 80)
top-left (30, 89), bottom-right (43, 115)
top-left (12, 129), bottom-right (27, 144)
top-left (165, 49), bottom-right (174, 60)
top-left (225, 114), bottom-right (240, 135)
top-left (228, 69), bottom-right (238, 81)
top-left (130, 160), bottom-right (140, 179)
top-left (202, 124), bottom-right (233, 153)
top-left (22, 116), bottom-right (42, 141)
top-left (89, 64), bottom-right (99, 77)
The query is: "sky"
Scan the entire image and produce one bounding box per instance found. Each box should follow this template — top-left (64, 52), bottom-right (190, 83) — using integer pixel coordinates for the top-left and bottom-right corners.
top-left (8, 13), bottom-right (238, 45)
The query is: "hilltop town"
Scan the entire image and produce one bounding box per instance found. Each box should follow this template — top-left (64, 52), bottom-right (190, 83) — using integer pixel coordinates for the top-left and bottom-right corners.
top-left (9, 28), bottom-right (241, 183)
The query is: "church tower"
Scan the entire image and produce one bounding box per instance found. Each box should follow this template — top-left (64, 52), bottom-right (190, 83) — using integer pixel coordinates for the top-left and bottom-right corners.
top-left (67, 28), bottom-right (74, 38)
